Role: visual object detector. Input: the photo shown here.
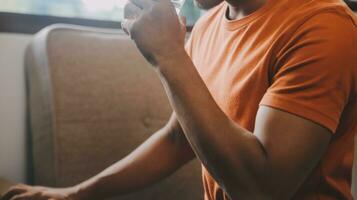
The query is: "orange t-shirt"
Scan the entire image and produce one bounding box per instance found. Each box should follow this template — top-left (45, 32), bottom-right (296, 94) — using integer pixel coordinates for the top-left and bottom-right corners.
top-left (185, 0), bottom-right (357, 199)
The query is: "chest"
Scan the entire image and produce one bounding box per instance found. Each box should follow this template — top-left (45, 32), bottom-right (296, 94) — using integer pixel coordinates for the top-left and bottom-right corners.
top-left (192, 29), bottom-right (276, 129)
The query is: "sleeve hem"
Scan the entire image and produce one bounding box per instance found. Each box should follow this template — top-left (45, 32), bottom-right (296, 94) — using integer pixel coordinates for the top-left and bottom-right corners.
top-left (260, 93), bottom-right (338, 133)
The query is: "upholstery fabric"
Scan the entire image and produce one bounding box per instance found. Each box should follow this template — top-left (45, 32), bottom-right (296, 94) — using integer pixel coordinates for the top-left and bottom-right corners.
top-left (25, 24), bottom-right (203, 200)
top-left (0, 178), bottom-right (13, 197)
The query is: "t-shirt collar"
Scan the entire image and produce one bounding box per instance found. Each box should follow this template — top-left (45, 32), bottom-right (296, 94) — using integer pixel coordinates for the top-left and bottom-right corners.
top-left (222, 0), bottom-right (275, 31)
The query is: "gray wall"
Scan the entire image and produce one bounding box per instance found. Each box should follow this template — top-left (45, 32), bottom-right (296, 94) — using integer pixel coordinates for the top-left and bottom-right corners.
top-left (0, 33), bottom-right (32, 183)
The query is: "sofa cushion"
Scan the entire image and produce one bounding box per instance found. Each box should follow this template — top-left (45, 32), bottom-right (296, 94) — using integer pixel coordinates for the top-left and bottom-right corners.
top-left (0, 178), bottom-right (13, 197)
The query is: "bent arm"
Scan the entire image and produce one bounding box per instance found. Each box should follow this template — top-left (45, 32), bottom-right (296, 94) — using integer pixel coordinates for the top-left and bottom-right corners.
top-left (156, 50), bottom-right (332, 199)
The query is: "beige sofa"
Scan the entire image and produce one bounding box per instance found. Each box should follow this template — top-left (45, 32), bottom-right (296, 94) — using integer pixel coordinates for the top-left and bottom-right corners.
top-left (0, 178), bottom-right (13, 198)
top-left (25, 24), bottom-right (202, 200)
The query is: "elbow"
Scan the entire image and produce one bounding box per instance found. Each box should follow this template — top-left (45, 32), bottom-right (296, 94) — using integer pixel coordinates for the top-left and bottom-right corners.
top-left (221, 162), bottom-right (276, 200)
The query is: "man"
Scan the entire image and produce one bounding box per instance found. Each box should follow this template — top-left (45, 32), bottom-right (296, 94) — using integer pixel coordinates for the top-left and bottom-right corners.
top-left (2, 0), bottom-right (357, 199)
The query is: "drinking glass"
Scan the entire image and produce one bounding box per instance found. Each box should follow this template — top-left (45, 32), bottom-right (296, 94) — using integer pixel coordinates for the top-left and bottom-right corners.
top-left (171, 0), bottom-right (186, 14)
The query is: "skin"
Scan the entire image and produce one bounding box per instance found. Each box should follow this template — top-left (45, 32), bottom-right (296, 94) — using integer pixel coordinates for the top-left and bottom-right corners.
top-left (1, 0), bottom-right (332, 200)
top-left (225, 0), bottom-right (267, 19)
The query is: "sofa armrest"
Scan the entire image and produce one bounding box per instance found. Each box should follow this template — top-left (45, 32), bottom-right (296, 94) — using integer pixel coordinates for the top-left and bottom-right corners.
top-left (0, 178), bottom-right (14, 197)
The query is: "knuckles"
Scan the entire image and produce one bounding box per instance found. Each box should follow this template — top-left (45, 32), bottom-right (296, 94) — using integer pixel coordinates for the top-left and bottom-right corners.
top-left (3, 185), bottom-right (44, 200)
top-left (124, 3), bottom-right (140, 19)
top-left (123, 4), bottom-right (132, 18)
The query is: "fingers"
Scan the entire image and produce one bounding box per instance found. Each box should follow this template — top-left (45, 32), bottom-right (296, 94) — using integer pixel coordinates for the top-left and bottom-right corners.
top-left (1, 185), bottom-right (28, 200)
top-left (123, 1), bottom-right (143, 35)
top-left (9, 194), bottom-right (30, 200)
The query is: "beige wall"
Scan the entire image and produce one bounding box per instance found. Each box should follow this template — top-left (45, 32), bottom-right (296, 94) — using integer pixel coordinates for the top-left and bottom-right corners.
top-left (0, 33), bottom-right (32, 183)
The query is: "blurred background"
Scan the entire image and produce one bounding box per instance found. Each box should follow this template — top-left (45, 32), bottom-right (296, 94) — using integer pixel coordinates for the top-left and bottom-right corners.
top-left (0, 0), bottom-right (202, 27)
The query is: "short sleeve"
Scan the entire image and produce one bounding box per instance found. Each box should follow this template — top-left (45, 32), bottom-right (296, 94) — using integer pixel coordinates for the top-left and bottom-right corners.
top-left (260, 12), bottom-right (356, 133)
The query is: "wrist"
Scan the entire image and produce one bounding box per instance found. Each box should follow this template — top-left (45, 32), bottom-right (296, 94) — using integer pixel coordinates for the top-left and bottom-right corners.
top-left (155, 47), bottom-right (190, 75)
top-left (155, 45), bottom-right (187, 65)
top-left (68, 183), bottom-right (95, 200)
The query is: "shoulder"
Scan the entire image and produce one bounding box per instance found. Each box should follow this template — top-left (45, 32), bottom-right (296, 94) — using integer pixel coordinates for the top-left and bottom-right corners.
top-left (289, 0), bottom-right (356, 37)
top-left (274, 9), bottom-right (357, 97)
top-left (300, 6), bottom-right (356, 36)
top-left (277, 6), bottom-right (357, 60)
top-left (289, 10), bottom-right (356, 59)
top-left (270, 0), bottom-right (356, 43)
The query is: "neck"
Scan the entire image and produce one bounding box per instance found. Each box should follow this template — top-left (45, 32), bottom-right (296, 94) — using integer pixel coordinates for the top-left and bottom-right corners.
top-left (226, 0), bottom-right (267, 20)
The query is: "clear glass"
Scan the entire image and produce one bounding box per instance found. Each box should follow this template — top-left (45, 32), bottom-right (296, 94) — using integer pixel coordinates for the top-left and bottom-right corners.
top-left (172, 0), bottom-right (186, 14)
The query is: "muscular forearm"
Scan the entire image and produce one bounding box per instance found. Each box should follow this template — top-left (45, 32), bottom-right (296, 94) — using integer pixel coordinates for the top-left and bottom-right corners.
top-left (156, 50), bottom-right (268, 199)
top-left (72, 118), bottom-right (195, 200)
